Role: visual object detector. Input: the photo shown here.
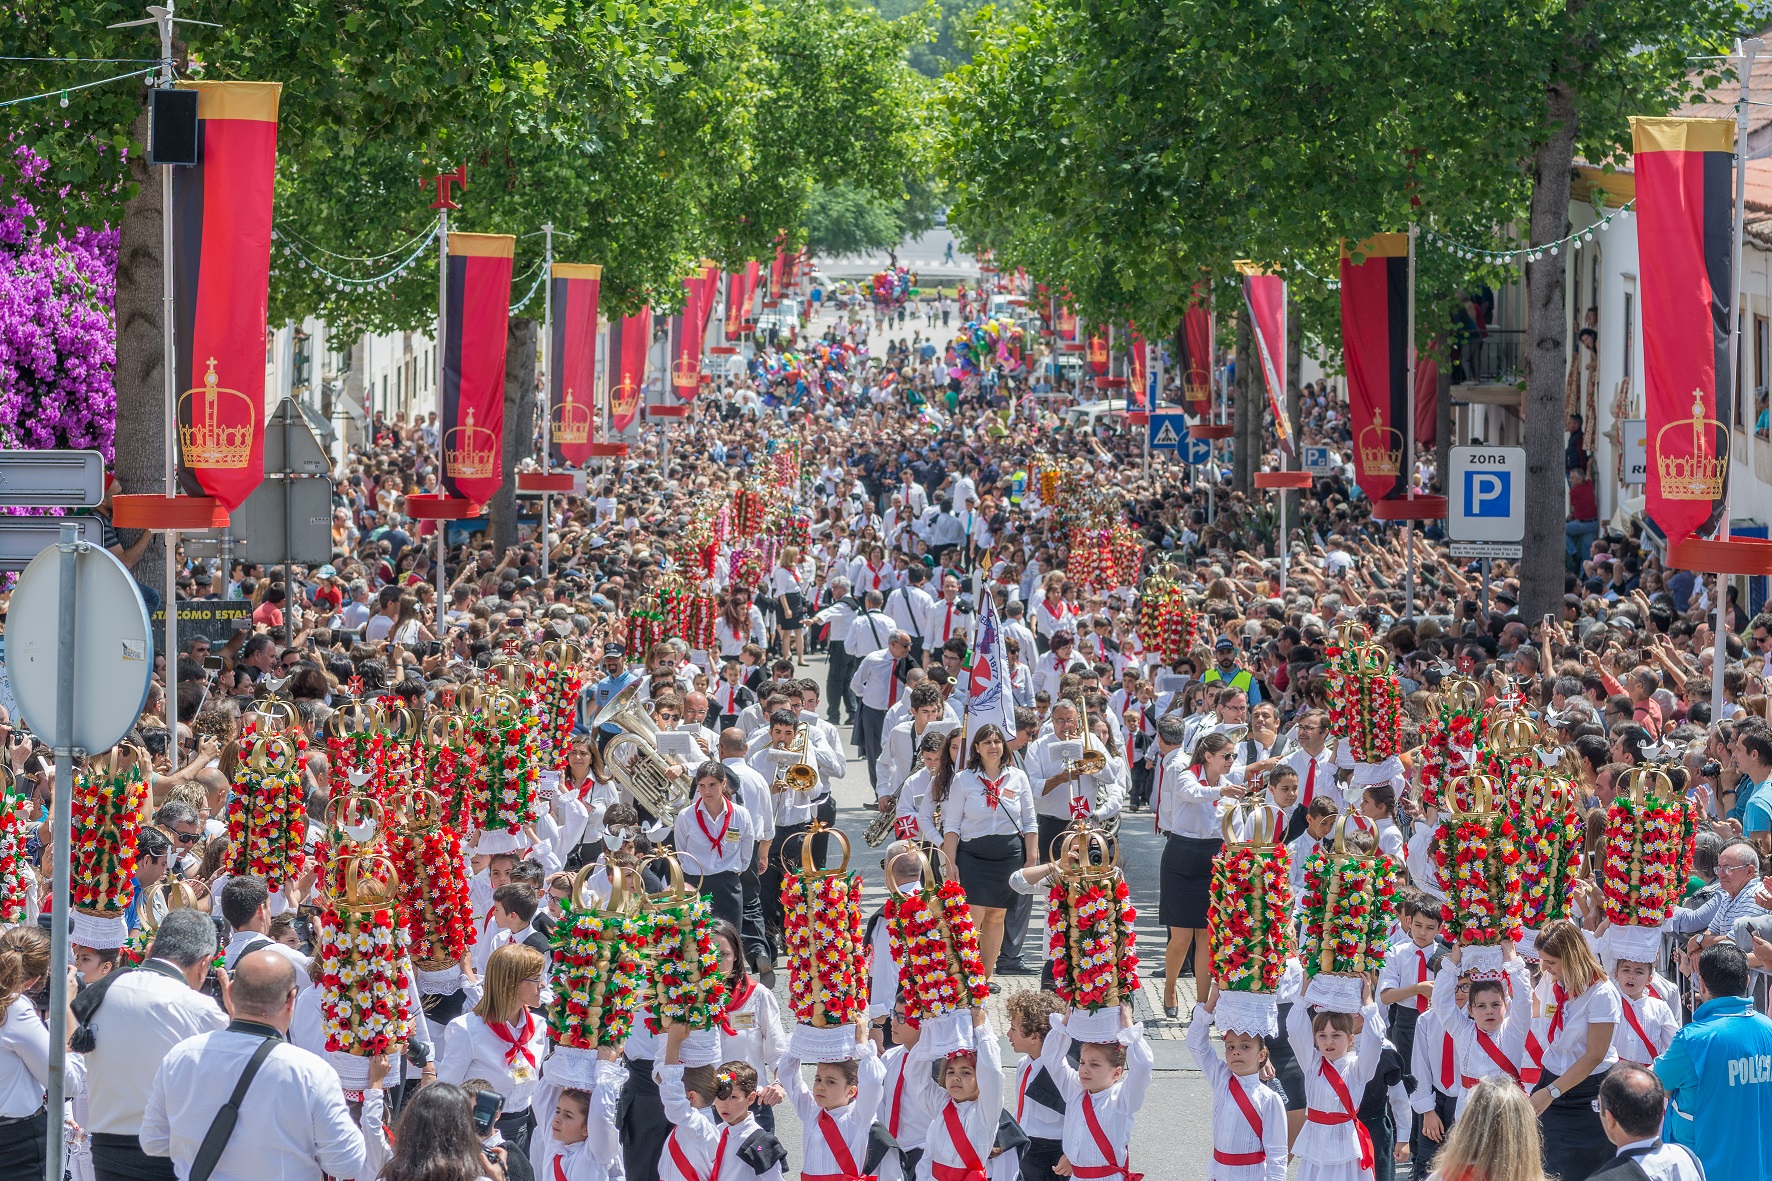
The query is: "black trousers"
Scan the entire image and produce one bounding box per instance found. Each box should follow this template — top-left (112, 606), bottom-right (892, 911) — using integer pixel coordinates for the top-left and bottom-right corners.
top-left (618, 1057), bottom-right (670, 1181)
top-left (1129, 762), bottom-right (1153, 810)
top-left (1411, 1089), bottom-right (1457, 1181)
top-left (999, 887), bottom-right (1033, 969)
top-left (827, 647), bottom-right (856, 723)
top-left (740, 853), bottom-right (771, 965)
top-left (762, 822), bottom-right (817, 933)
top-left (1388, 1004), bottom-right (1421, 1093)
top-left (858, 704), bottom-right (888, 790)
top-left (92, 1134), bottom-right (177, 1181)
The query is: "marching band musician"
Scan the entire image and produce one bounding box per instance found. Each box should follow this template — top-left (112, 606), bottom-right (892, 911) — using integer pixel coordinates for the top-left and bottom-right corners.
top-left (672, 761), bottom-right (764, 932)
top-left (750, 708), bottom-right (844, 943)
top-left (851, 630), bottom-right (915, 791)
top-left (892, 729), bottom-right (959, 844)
top-left (878, 684), bottom-right (953, 804)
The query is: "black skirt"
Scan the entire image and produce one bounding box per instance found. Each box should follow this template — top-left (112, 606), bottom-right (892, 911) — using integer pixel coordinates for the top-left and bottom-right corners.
top-left (619, 1056), bottom-right (671, 1181)
top-left (779, 590), bottom-right (806, 629)
top-left (1534, 1070), bottom-right (1610, 1181)
top-left (1159, 834), bottom-right (1221, 929)
top-left (0, 1109), bottom-right (45, 1176)
top-left (1265, 1001), bottom-right (1307, 1110)
top-left (957, 832), bottom-right (1024, 909)
top-left (696, 869), bottom-right (744, 933)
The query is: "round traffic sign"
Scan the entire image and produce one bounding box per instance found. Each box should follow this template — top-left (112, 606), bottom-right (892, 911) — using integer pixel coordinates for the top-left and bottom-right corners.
top-left (5, 539), bottom-right (152, 752)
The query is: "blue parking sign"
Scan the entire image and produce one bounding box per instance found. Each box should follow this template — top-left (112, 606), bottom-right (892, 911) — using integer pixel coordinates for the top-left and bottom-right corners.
top-left (1463, 470), bottom-right (1511, 516)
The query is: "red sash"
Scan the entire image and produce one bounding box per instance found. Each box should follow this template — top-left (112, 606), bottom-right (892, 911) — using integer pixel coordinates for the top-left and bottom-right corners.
top-left (696, 799), bottom-right (734, 854)
top-left (928, 1101), bottom-right (987, 1181)
top-left (802, 1111), bottom-right (875, 1181)
top-left (487, 1011), bottom-right (537, 1069)
top-left (1214, 1074), bottom-right (1267, 1167)
top-left (666, 1126), bottom-right (730, 1181)
top-left (1461, 1030), bottom-right (1521, 1087)
top-left (1307, 1059), bottom-right (1374, 1174)
top-left (1621, 996), bottom-right (1664, 1062)
top-left (1069, 1092), bottom-right (1142, 1181)
top-left (725, 976), bottom-right (757, 1014)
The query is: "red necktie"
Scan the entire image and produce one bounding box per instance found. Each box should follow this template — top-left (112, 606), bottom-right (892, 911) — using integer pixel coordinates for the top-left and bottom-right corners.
top-left (1415, 950), bottom-right (1429, 1012)
top-left (1016, 1063), bottom-right (1030, 1122)
top-left (889, 1062), bottom-right (907, 1138)
top-left (944, 604), bottom-right (953, 640)
top-left (1302, 758), bottom-right (1316, 807)
top-left (888, 665), bottom-right (899, 704)
top-left (1548, 982), bottom-right (1569, 1041)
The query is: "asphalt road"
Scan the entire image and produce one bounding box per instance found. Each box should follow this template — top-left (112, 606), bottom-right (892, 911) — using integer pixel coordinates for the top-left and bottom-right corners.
top-left (819, 227), bottom-right (981, 283)
top-left (756, 650), bottom-right (1219, 1179)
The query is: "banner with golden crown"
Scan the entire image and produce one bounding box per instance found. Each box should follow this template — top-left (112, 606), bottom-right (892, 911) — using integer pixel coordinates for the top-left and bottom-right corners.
top-left (607, 308), bottom-right (651, 436)
top-left (668, 261), bottom-right (716, 402)
top-left (440, 233), bottom-right (515, 504)
top-left (1085, 330), bottom-right (1109, 377)
top-left (1175, 291), bottom-right (1211, 409)
top-left (725, 261), bottom-right (760, 336)
top-left (1341, 234), bottom-right (1410, 503)
top-left (1240, 265), bottom-right (1293, 454)
top-left (548, 263), bottom-right (601, 468)
top-left (1632, 117), bottom-right (1735, 544)
top-left (1057, 301), bottom-right (1077, 342)
top-left (171, 81), bottom-right (282, 512)
top-left (1127, 330), bottom-right (1148, 409)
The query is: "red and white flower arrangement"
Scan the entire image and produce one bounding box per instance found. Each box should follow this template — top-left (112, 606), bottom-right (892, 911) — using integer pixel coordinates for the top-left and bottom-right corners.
top-left (643, 892), bottom-right (730, 1034)
top-left (473, 695), bottom-right (541, 834)
top-left (1324, 643), bottom-right (1402, 763)
top-left (540, 660), bottom-right (587, 773)
top-left (0, 786), bottom-right (31, 925)
top-left (1300, 842), bottom-right (1401, 976)
top-left (880, 878), bottom-right (990, 1020)
top-left (548, 899), bottom-right (648, 1050)
top-left (72, 760), bottom-right (149, 917)
top-left (387, 819), bottom-right (473, 969)
top-left (1513, 778), bottom-right (1584, 930)
top-left (781, 867), bottom-right (868, 1026)
top-left (318, 896), bottom-right (411, 1057)
top-left (1207, 844), bottom-right (1293, 992)
top-left (1602, 781), bottom-right (1698, 928)
top-left (1049, 871), bottom-right (1140, 1011)
top-left (1430, 809), bottom-right (1524, 950)
top-left (227, 733), bottom-right (310, 897)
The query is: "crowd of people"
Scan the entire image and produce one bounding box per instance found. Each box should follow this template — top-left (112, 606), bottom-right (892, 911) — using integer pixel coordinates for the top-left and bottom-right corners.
top-left (0, 288), bottom-right (1769, 1181)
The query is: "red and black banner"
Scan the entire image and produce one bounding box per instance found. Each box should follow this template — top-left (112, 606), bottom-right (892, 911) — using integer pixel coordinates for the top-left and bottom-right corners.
top-left (608, 309), bottom-right (652, 436)
top-left (1239, 265), bottom-right (1292, 453)
top-left (1340, 234), bottom-right (1410, 502)
top-left (1127, 330), bottom-right (1148, 410)
top-left (1086, 329), bottom-right (1110, 377)
top-left (725, 261), bottom-right (760, 336)
top-left (769, 246), bottom-right (787, 301)
top-left (1175, 296), bottom-right (1212, 409)
top-left (1057, 302), bottom-right (1077, 343)
top-left (667, 260), bottom-right (719, 401)
top-left (440, 233), bottom-right (515, 505)
top-left (548, 263), bottom-right (601, 468)
top-left (171, 81), bottom-right (281, 511)
top-left (1633, 116), bottom-right (1735, 544)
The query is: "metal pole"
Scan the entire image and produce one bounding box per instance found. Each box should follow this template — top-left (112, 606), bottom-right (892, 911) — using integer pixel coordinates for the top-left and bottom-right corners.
top-left (1404, 224), bottom-right (1418, 620)
top-left (1279, 450), bottom-right (1290, 596)
top-left (282, 407), bottom-right (293, 649)
top-left (541, 224), bottom-right (553, 581)
top-left (1481, 557), bottom-right (1491, 615)
top-left (1714, 37), bottom-right (1761, 723)
top-left (46, 523), bottom-right (79, 1181)
top-left (437, 206), bottom-right (449, 609)
top-left (160, 150), bottom-right (180, 747)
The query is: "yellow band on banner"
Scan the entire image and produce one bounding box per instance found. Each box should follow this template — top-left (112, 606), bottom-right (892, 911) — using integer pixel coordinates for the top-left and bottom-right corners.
top-left (1341, 233), bottom-right (1409, 261)
top-left (552, 263), bottom-right (603, 280)
top-left (1630, 117), bottom-right (1735, 156)
top-left (448, 233), bottom-right (516, 259)
top-left (175, 80), bottom-right (282, 122)
top-left (1234, 259), bottom-right (1276, 276)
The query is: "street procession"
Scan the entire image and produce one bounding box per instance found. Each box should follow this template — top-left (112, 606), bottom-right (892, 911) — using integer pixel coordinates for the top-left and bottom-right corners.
top-left (9, 3), bottom-right (1772, 1181)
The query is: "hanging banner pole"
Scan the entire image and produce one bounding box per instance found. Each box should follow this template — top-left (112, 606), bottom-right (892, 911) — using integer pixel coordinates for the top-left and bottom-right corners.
top-left (1405, 225), bottom-right (1418, 619)
top-left (1715, 39), bottom-right (1761, 721)
top-left (540, 223), bottom-right (553, 580)
top-left (437, 201), bottom-right (448, 606)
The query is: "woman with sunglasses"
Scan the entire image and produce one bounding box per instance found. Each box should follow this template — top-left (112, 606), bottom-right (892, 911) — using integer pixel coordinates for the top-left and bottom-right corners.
top-left (940, 724), bottom-right (1037, 988)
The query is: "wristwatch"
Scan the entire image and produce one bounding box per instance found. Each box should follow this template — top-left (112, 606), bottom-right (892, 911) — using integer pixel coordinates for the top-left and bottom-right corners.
top-left (1547, 1084), bottom-right (1563, 1100)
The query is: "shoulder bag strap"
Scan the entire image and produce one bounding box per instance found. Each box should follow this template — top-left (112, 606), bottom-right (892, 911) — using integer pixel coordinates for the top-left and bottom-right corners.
top-left (188, 1037), bottom-right (279, 1181)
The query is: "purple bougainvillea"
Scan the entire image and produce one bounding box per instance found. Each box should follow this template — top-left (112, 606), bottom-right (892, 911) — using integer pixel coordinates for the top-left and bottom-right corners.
top-left (0, 144), bottom-right (118, 461)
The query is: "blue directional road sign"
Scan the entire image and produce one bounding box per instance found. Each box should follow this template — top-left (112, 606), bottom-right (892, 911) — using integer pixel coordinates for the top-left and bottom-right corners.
top-left (1184, 435), bottom-right (1214, 466)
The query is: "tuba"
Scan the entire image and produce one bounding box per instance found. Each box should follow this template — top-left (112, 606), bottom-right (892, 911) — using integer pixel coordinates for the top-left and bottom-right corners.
top-left (593, 683), bottom-right (689, 825)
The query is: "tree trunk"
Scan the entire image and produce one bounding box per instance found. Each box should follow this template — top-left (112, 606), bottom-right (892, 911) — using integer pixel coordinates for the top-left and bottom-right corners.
top-left (1521, 78), bottom-right (1579, 621)
top-left (112, 104), bottom-right (171, 593)
top-left (1232, 301), bottom-right (1255, 495)
top-left (490, 317), bottom-right (538, 555)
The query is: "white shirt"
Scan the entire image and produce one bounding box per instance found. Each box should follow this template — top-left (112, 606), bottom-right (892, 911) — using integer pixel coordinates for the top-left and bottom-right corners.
top-left (437, 1010), bottom-right (549, 1112)
top-left (364, 613), bottom-right (395, 642)
top-left (770, 566), bottom-right (807, 599)
top-left (918, 1028), bottom-right (1005, 1179)
top-left (724, 756), bottom-right (777, 853)
top-left (1031, 597), bottom-right (1074, 639)
top-left (1008, 1055), bottom-right (1065, 1142)
top-left (850, 648), bottom-right (906, 711)
top-left (140, 1026), bottom-right (366, 1181)
top-left (879, 720), bottom-right (942, 797)
top-left (923, 596), bottom-right (973, 645)
top-left (1285, 1001), bottom-right (1385, 1168)
top-left (1431, 961), bottom-right (1534, 1114)
top-left (894, 768), bottom-right (943, 843)
top-left (880, 1043), bottom-right (944, 1152)
top-left (0, 994), bottom-right (81, 1118)
top-left (1378, 941), bottom-right (1437, 1019)
top-left (1026, 731), bottom-right (1111, 823)
top-left (1039, 1016), bottom-right (1153, 1176)
top-left (1611, 1138), bottom-right (1707, 1181)
top-left (718, 979), bottom-right (785, 1078)
top-left (673, 798), bottom-right (758, 876)
top-left (1613, 990), bottom-right (1681, 1065)
top-left (84, 960), bottom-right (228, 1135)
top-left (943, 767), bottom-right (1038, 840)
top-left (845, 610), bottom-right (896, 658)
top-left (1534, 975), bottom-right (1622, 1076)
top-left (1186, 1006), bottom-right (1287, 1181)
top-left (1409, 1005), bottom-right (1458, 1108)
top-left (886, 586), bottom-right (935, 641)
top-left (1032, 652), bottom-right (1087, 702)
top-left (1284, 745), bottom-right (1343, 812)
top-left (224, 930), bottom-right (312, 975)
top-left (780, 1044), bottom-right (885, 1177)
top-left (1160, 765), bottom-right (1229, 840)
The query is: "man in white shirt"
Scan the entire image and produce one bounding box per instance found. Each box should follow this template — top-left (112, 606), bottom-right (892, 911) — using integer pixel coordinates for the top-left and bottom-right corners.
top-left (219, 875), bottom-right (312, 973)
top-left (338, 580), bottom-right (372, 632)
top-left (844, 589), bottom-right (896, 660)
top-left (363, 585), bottom-right (401, 642)
top-left (885, 565), bottom-right (935, 661)
top-left (923, 573), bottom-right (974, 647)
top-left (1001, 600), bottom-right (1039, 671)
top-left (849, 631), bottom-right (913, 793)
top-left (80, 909), bottom-right (228, 1181)
top-left (810, 577), bottom-right (861, 726)
top-left (142, 948), bottom-right (367, 1181)
top-left (899, 469), bottom-right (928, 518)
top-left (1282, 708), bottom-right (1341, 840)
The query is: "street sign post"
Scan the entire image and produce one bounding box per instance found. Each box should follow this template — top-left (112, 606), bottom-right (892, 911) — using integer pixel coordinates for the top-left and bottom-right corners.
top-left (1147, 409), bottom-right (1187, 454)
top-left (226, 475), bottom-right (335, 566)
top-left (1449, 446), bottom-right (1525, 608)
top-left (1183, 435), bottom-right (1213, 466)
top-left (0, 517), bottom-right (103, 571)
top-left (1621, 420), bottom-right (1648, 485)
top-left (0, 450), bottom-right (107, 506)
top-left (1302, 445), bottom-right (1335, 477)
